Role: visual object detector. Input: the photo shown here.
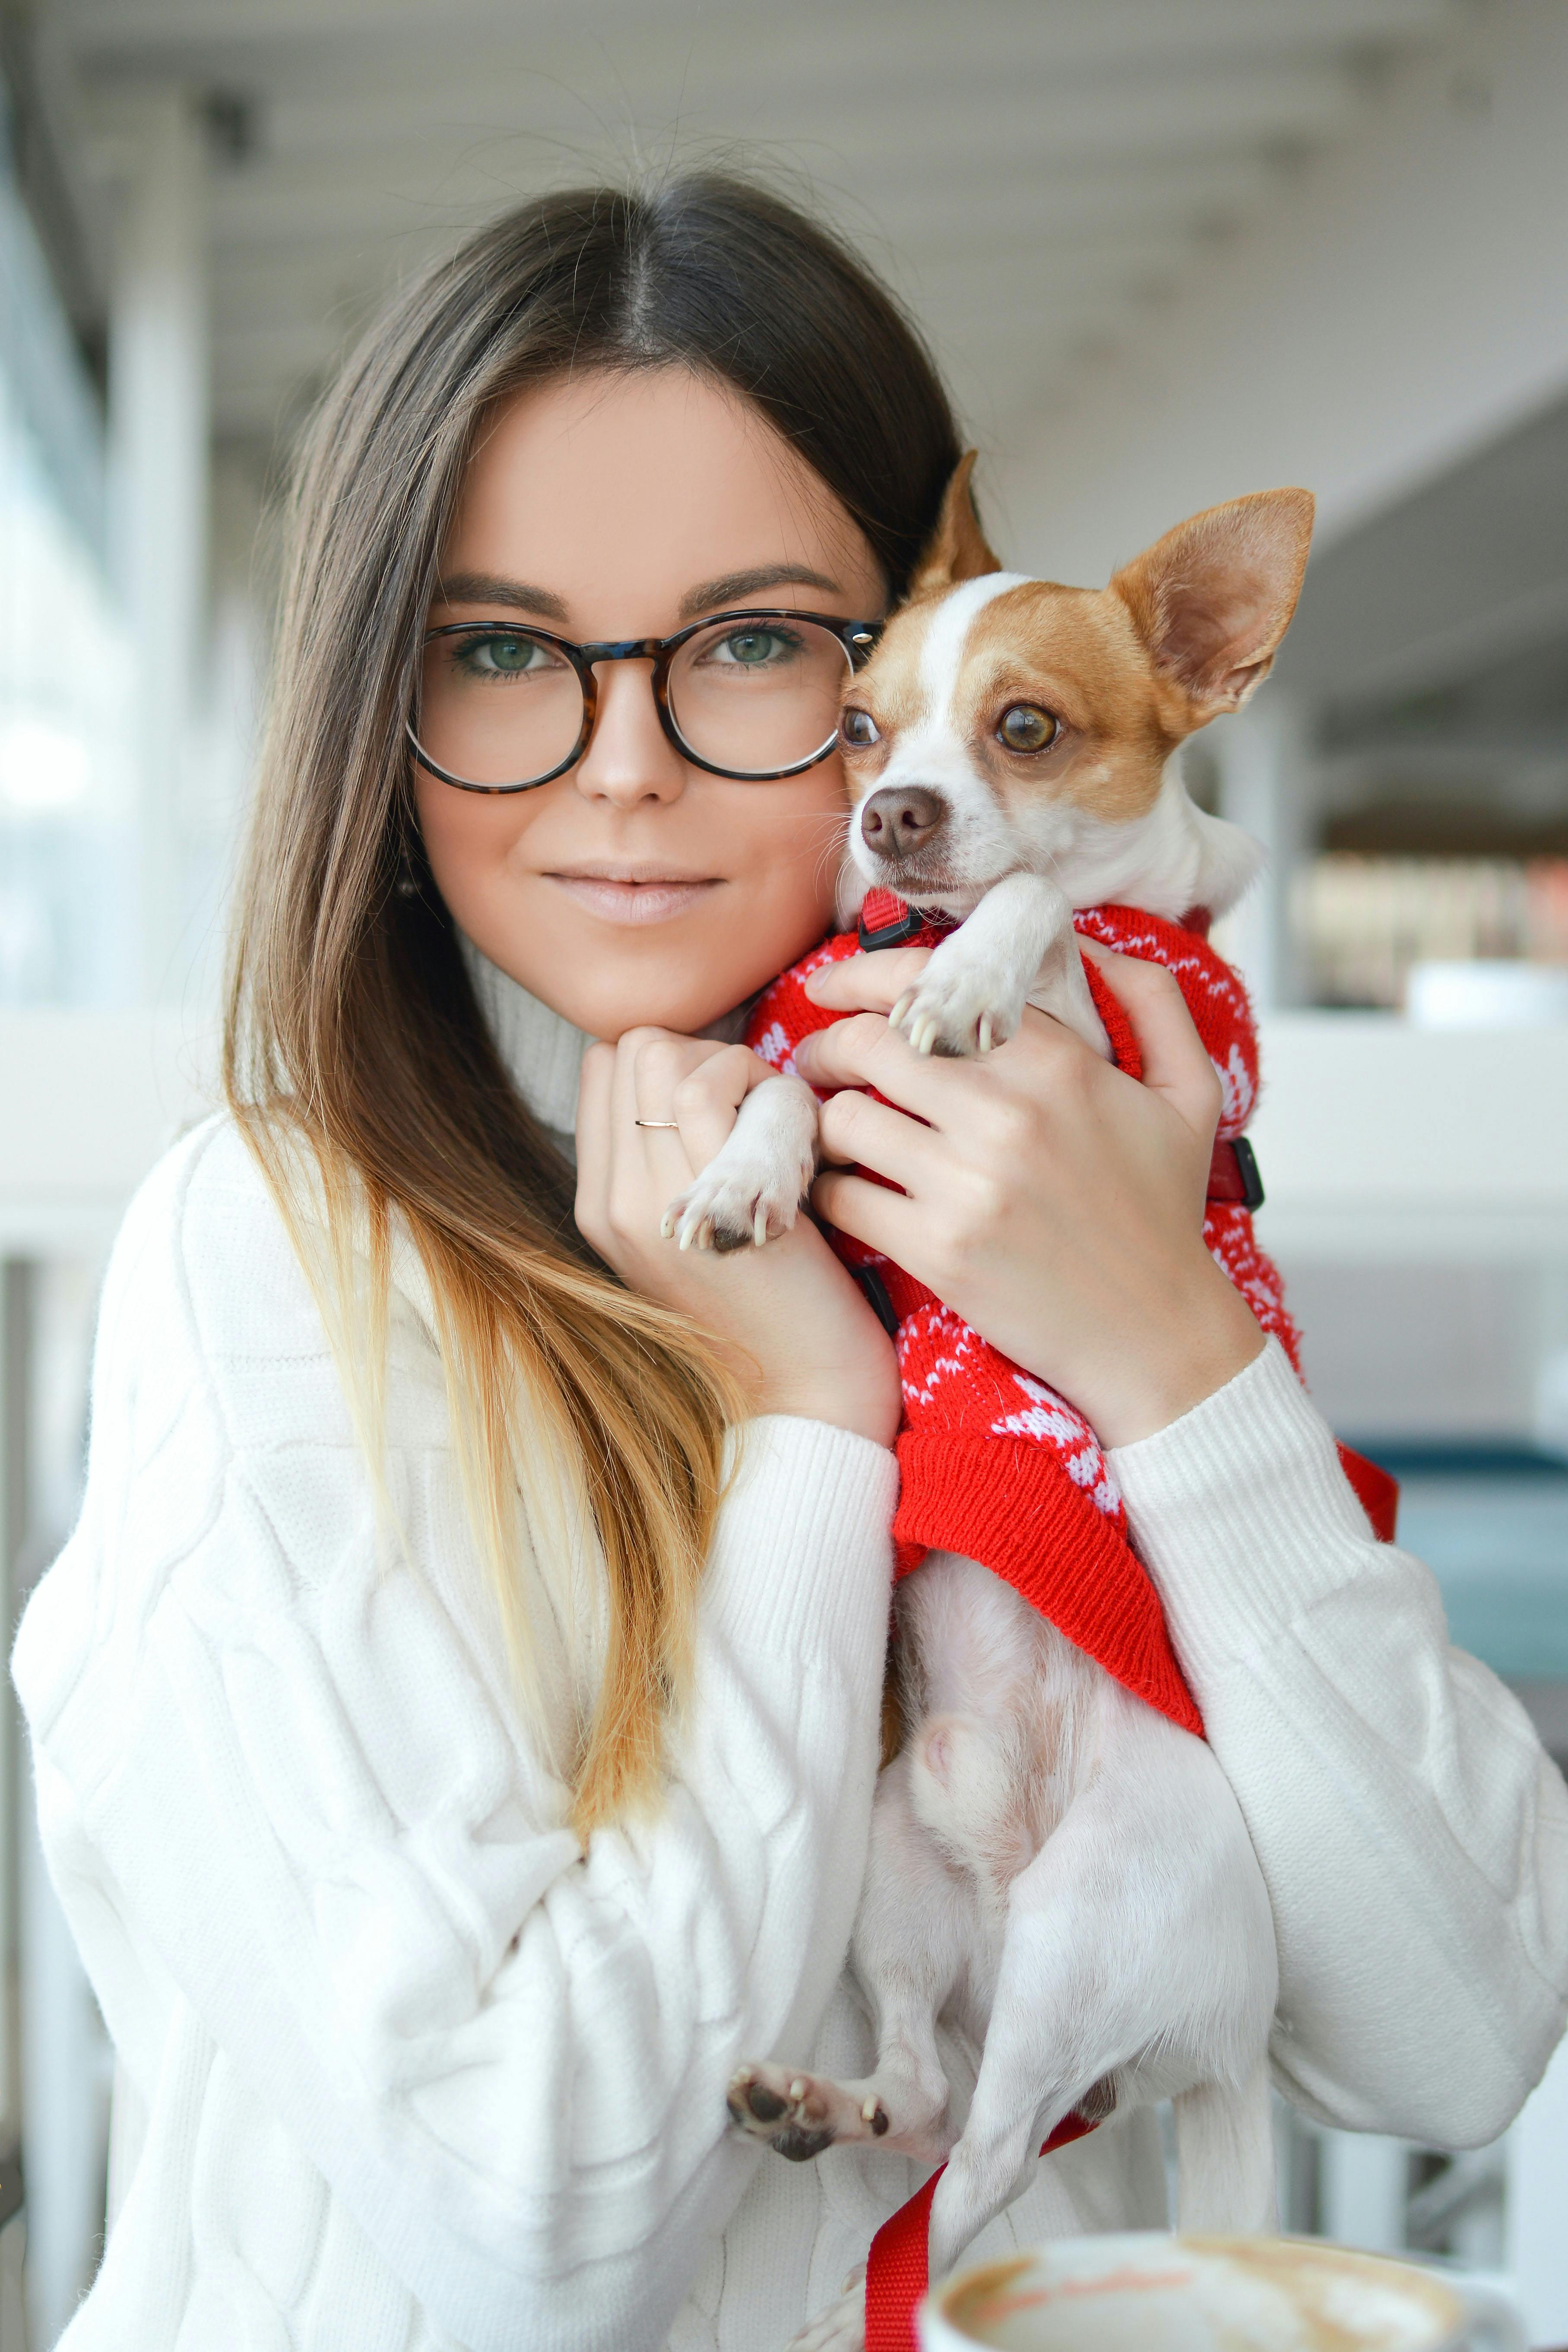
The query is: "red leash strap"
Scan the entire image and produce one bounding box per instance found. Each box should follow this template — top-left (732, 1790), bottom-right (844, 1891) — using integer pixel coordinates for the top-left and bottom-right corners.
top-left (863, 2112), bottom-right (1099, 2352)
top-left (864, 2165), bottom-right (944, 2352)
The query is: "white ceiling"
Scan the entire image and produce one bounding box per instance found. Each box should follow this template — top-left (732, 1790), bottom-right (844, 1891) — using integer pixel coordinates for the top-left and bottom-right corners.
top-left (35, 0), bottom-right (1463, 460)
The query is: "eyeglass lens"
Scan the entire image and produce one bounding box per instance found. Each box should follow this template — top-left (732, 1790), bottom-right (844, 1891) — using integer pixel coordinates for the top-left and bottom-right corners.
top-left (415, 617), bottom-right (854, 788)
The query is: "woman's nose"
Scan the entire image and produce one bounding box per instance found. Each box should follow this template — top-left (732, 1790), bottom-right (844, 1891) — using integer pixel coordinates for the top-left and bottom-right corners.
top-left (573, 660), bottom-right (689, 807)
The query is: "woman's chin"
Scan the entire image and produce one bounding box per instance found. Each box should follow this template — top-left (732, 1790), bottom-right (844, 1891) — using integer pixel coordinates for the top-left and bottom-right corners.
top-left (532, 976), bottom-right (748, 1044)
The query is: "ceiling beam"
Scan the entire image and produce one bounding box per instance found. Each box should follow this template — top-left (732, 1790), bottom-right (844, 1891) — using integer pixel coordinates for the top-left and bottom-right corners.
top-left (57, 0), bottom-right (1454, 74)
top-left (112, 59), bottom-right (1366, 172)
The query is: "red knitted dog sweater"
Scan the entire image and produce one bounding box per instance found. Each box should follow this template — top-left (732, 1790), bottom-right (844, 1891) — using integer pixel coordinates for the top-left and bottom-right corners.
top-left (747, 896), bottom-right (1396, 1740)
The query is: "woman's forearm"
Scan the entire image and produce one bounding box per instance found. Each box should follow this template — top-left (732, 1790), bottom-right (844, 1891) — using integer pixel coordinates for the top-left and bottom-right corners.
top-left (1110, 1338), bottom-right (1568, 2146)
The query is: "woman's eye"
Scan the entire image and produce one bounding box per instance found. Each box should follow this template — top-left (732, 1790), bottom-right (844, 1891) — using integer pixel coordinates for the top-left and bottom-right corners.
top-left (998, 704), bottom-right (1058, 752)
top-left (456, 633), bottom-right (549, 677)
top-left (713, 628), bottom-right (791, 666)
top-left (840, 707), bottom-right (880, 748)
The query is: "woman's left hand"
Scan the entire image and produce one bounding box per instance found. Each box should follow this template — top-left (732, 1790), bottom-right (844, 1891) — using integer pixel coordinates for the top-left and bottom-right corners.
top-left (794, 943), bottom-right (1266, 1448)
top-left (576, 1028), bottom-right (900, 1447)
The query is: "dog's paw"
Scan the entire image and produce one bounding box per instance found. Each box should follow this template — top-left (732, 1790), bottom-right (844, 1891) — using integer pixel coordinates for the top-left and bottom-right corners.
top-left (661, 1154), bottom-right (808, 1254)
top-left (726, 2062), bottom-right (889, 2162)
top-left (890, 956), bottom-right (1024, 1058)
top-left (786, 2271), bottom-right (866, 2351)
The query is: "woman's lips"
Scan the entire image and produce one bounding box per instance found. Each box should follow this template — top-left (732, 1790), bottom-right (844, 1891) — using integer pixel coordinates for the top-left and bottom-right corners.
top-left (546, 872), bottom-right (721, 925)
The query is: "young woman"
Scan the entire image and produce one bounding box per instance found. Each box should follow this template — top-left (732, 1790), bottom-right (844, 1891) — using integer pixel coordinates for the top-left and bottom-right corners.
top-left (15, 177), bottom-right (1565, 2352)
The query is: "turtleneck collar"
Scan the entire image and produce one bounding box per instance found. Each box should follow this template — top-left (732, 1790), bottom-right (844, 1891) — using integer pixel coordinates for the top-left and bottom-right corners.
top-left (459, 934), bottom-right (760, 1154)
top-left (458, 934), bottom-right (593, 1143)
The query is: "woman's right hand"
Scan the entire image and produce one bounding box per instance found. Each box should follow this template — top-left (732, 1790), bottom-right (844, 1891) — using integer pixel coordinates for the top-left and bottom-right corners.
top-left (575, 1029), bottom-right (900, 1449)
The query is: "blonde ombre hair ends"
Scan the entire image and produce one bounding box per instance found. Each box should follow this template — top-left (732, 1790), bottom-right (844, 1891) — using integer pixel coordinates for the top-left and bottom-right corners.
top-left (224, 175), bottom-right (963, 1833)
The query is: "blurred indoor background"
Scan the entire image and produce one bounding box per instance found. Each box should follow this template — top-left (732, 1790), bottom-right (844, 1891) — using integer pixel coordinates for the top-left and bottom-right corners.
top-left (1, 0), bottom-right (1566, 2344)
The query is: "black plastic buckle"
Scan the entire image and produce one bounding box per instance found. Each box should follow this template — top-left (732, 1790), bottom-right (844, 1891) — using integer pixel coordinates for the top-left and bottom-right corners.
top-left (858, 900), bottom-right (925, 952)
top-left (851, 1263), bottom-right (901, 1338)
top-left (1230, 1136), bottom-right (1265, 1211)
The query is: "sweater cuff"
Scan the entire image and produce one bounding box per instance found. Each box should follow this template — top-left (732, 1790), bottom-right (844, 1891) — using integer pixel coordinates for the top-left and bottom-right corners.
top-left (1107, 1336), bottom-right (1375, 1683)
top-left (703, 1417), bottom-right (897, 1663)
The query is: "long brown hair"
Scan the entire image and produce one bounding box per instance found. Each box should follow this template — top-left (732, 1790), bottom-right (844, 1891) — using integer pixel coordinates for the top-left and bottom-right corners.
top-left (225, 173), bottom-right (963, 1833)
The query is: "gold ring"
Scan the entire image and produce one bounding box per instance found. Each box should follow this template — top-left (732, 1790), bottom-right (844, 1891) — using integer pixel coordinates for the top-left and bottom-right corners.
top-left (634, 1118), bottom-right (681, 1130)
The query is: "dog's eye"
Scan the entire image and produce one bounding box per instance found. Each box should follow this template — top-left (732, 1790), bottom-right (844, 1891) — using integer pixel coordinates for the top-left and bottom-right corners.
top-left (998, 705), bottom-right (1058, 752)
top-left (840, 708), bottom-right (881, 749)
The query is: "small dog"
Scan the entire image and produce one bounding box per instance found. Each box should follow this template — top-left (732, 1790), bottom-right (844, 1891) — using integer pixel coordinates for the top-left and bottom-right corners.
top-left (667, 466), bottom-right (1315, 2326)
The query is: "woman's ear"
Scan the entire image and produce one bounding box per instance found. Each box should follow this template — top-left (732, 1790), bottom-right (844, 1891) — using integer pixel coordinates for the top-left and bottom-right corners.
top-left (909, 450), bottom-right (1003, 596)
top-left (1111, 488), bottom-right (1315, 719)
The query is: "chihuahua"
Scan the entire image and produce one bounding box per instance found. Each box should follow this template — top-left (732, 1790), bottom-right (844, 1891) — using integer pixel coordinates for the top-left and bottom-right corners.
top-left (669, 467), bottom-right (1315, 2332)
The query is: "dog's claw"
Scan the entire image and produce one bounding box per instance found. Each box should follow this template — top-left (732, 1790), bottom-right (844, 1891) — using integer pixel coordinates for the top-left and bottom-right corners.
top-left (890, 988), bottom-right (915, 1029)
top-left (665, 1149), bottom-right (812, 1258)
top-left (978, 1013), bottom-right (993, 1054)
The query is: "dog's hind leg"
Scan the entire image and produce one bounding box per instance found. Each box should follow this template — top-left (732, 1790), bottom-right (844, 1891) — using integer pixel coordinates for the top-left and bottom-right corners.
top-left (926, 1701), bottom-right (1277, 2281)
top-left (1173, 2054), bottom-right (1276, 2233)
top-left (925, 1809), bottom-right (1131, 2281)
top-left (729, 1749), bottom-right (973, 2162)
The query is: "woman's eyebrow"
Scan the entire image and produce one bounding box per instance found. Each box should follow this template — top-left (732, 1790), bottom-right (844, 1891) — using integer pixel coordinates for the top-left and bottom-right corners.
top-left (434, 571), bottom-right (570, 621)
top-left (679, 563), bottom-right (842, 619)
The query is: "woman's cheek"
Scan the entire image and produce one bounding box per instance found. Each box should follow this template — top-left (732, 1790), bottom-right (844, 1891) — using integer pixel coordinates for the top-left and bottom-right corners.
top-left (414, 772), bottom-right (535, 927)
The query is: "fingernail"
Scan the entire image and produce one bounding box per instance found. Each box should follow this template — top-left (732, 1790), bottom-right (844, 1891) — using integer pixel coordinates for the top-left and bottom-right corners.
top-left (793, 1034), bottom-right (818, 1071)
top-left (801, 967), bottom-right (830, 1002)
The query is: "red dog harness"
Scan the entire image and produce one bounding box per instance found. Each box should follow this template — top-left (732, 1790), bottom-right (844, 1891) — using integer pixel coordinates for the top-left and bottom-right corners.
top-left (747, 894), bottom-right (1399, 2350)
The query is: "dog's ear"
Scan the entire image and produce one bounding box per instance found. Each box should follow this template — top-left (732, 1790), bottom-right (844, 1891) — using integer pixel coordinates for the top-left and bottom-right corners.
top-left (909, 450), bottom-right (1003, 595)
top-left (1111, 488), bottom-right (1315, 719)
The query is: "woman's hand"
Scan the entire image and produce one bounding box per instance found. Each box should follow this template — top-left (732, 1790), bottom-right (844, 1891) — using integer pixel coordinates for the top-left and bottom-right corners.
top-left (576, 1029), bottom-right (900, 1448)
top-left (793, 944), bottom-right (1266, 1448)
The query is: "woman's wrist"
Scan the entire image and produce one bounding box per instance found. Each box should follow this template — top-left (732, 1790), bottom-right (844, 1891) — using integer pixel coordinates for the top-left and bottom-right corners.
top-left (754, 1364), bottom-right (902, 1450)
top-left (1082, 1256), bottom-right (1267, 1450)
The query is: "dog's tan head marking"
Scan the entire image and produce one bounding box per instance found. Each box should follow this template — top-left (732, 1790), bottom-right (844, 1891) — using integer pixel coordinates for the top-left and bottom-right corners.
top-left (839, 472), bottom-right (1314, 911)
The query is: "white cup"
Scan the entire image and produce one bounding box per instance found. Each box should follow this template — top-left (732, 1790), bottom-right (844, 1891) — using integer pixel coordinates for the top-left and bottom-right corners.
top-left (919, 2232), bottom-right (1525, 2352)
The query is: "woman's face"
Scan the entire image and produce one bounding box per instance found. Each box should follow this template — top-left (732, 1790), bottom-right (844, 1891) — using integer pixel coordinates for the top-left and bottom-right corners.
top-left (415, 368), bottom-right (886, 1038)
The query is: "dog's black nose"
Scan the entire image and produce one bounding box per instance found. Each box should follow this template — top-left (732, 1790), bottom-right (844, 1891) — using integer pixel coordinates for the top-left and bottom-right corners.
top-left (859, 785), bottom-right (946, 860)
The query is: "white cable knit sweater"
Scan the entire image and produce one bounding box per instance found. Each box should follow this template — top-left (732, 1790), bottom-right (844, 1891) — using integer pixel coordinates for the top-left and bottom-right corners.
top-left (14, 954), bottom-right (1568, 2352)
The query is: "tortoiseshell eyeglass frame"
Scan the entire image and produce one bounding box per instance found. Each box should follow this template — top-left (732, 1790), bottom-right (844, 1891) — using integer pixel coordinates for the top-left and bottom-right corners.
top-left (408, 608), bottom-right (885, 793)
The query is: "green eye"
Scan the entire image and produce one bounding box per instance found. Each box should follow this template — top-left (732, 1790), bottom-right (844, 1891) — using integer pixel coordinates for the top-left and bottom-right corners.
top-left (486, 637), bottom-right (532, 671)
top-left (998, 704), bottom-right (1057, 752)
top-left (454, 631), bottom-right (551, 678)
top-left (721, 629), bottom-right (785, 665)
top-left (840, 707), bottom-right (880, 748)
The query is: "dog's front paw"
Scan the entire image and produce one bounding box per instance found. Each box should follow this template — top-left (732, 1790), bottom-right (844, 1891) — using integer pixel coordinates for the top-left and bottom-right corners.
top-left (662, 1155), bottom-right (807, 1253)
top-left (891, 956), bottom-right (1024, 1058)
top-left (727, 2061), bottom-right (889, 2161)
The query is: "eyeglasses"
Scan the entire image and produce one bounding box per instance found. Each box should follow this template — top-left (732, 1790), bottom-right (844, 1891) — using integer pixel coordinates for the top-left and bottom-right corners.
top-left (409, 609), bottom-right (883, 794)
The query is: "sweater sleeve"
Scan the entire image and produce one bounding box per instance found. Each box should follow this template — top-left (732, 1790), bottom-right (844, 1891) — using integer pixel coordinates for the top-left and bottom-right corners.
top-left (13, 1123), bottom-right (898, 2352)
top-left (1109, 1336), bottom-right (1568, 2148)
